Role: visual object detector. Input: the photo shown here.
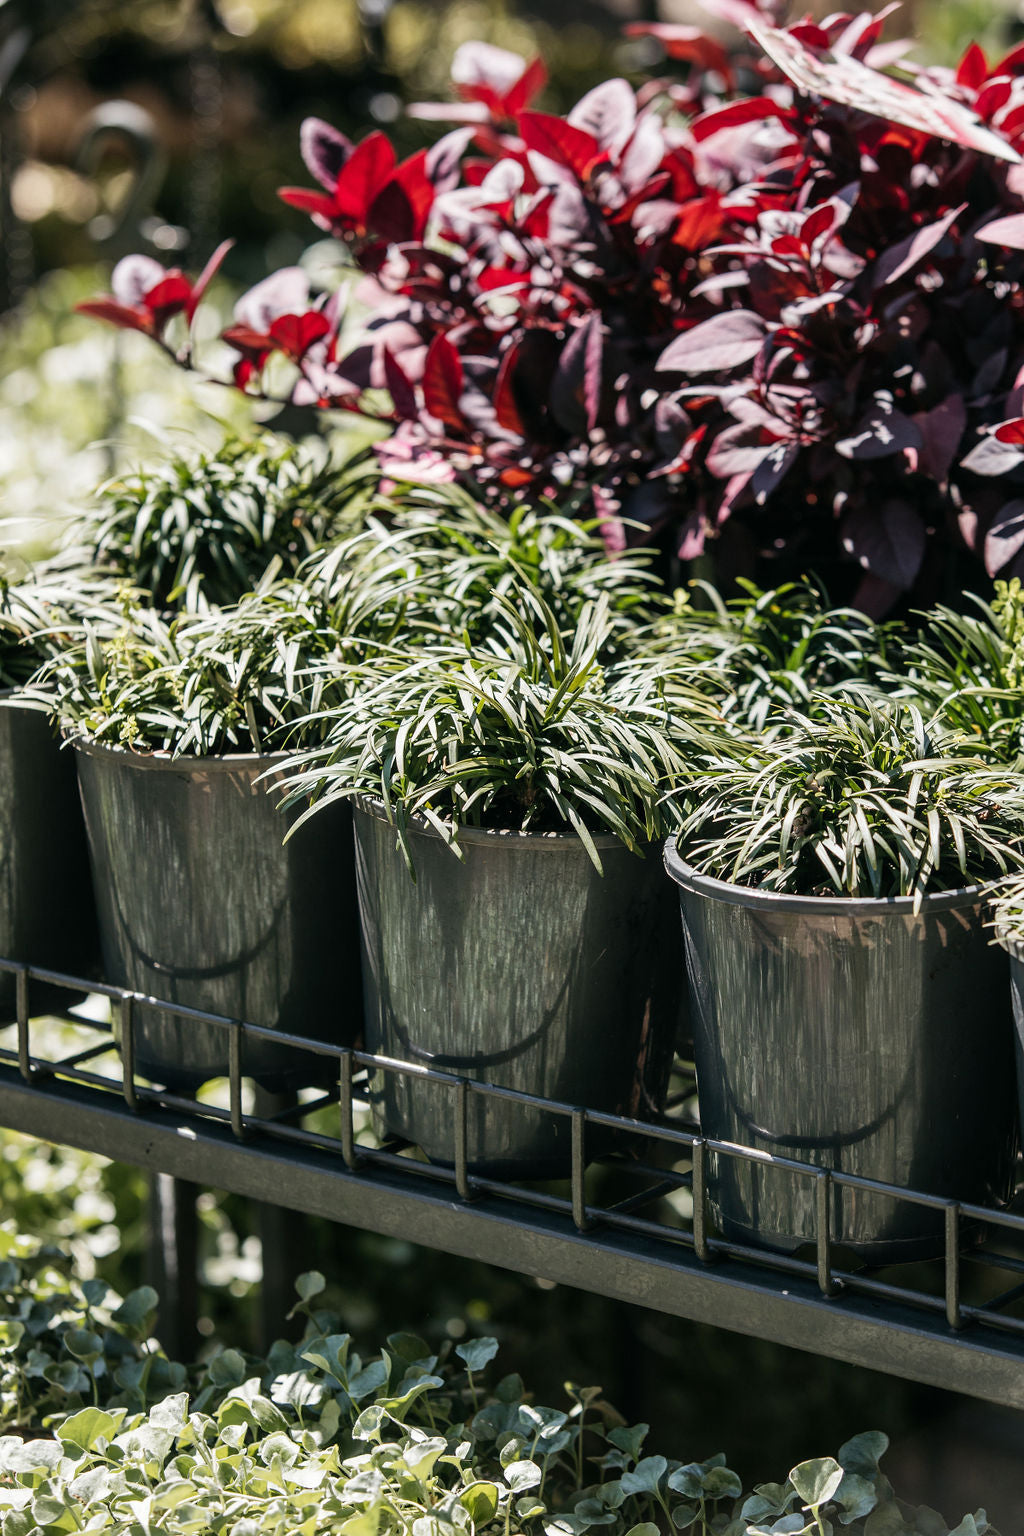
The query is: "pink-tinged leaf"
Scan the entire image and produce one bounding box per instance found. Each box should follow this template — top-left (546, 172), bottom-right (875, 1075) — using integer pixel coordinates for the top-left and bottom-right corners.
top-left (504, 56), bottom-right (547, 117)
top-left (690, 97), bottom-right (792, 142)
top-left (977, 212), bottom-right (1024, 249)
top-left (422, 334), bottom-right (465, 430)
top-left (873, 203), bottom-right (965, 287)
top-left (186, 237), bottom-right (234, 324)
top-left (841, 500), bottom-right (926, 589)
top-left (593, 485), bottom-right (626, 554)
top-left (677, 511), bottom-right (706, 561)
top-left (748, 18), bottom-right (1022, 163)
top-left (278, 187), bottom-right (338, 223)
top-left (835, 396), bottom-right (922, 459)
top-left (235, 268), bottom-right (310, 332)
top-left (268, 310), bottom-right (331, 361)
top-left (567, 78), bottom-right (636, 158)
top-left (451, 41), bottom-right (529, 107)
top-left (618, 112), bottom-right (667, 193)
top-left (74, 297), bottom-right (151, 333)
top-left (984, 500), bottom-right (1024, 574)
top-left (518, 111), bottom-right (602, 179)
top-left (300, 117), bottom-right (353, 191)
top-left (376, 429), bottom-right (457, 485)
top-left (406, 101), bottom-right (490, 123)
top-left (382, 348), bottom-right (418, 420)
top-left (657, 311), bottom-right (768, 374)
top-left (333, 132), bottom-right (398, 222)
top-left (961, 430), bottom-right (1024, 475)
top-left (582, 312), bottom-right (604, 432)
top-left (956, 42), bottom-right (989, 91)
top-left (697, 0), bottom-right (769, 27)
top-left (706, 422), bottom-right (774, 478)
top-left (425, 128), bottom-right (474, 192)
top-left (111, 254), bottom-right (167, 305)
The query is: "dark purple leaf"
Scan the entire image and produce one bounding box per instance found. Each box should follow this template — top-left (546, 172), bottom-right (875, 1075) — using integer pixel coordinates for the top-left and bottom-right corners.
top-left (985, 500), bottom-right (1024, 574)
top-left (835, 395), bottom-right (922, 460)
top-left (841, 500), bottom-right (926, 589)
top-left (912, 395), bottom-right (966, 482)
top-left (300, 118), bottom-right (353, 192)
top-left (751, 442), bottom-right (799, 503)
top-left (382, 348), bottom-right (418, 420)
top-left (657, 311), bottom-right (768, 375)
top-left (872, 204), bottom-right (965, 287)
top-left (550, 313), bottom-right (604, 434)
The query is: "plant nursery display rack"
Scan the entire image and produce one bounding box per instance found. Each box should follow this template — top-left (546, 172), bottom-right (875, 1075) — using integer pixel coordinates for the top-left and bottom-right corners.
top-left (4, 955), bottom-right (1024, 1409)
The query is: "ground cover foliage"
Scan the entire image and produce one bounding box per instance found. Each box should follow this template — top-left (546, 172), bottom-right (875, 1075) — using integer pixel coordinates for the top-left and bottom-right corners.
top-left (0, 1237), bottom-right (998, 1536)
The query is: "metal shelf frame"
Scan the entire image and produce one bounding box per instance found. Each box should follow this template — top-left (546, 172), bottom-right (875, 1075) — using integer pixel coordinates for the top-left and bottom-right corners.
top-left (3, 957), bottom-right (1024, 1407)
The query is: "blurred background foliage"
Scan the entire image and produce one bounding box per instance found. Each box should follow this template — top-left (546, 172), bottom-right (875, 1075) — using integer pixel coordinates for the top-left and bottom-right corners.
top-left (1, 0), bottom-right (1024, 1525)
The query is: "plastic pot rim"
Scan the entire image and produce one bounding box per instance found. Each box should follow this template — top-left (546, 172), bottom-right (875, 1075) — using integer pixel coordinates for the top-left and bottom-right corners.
top-left (663, 841), bottom-right (988, 917)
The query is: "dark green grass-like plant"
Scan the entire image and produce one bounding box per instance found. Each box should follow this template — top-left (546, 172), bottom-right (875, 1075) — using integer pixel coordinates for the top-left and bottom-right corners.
top-left (36, 580), bottom-right (344, 757)
top-left (894, 579), bottom-right (1024, 760)
top-left (284, 591), bottom-right (712, 873)
top-left (311, 490), bottom-right (662, 661)
top-left (78, 435), bottom-right (368, 613)
top-left (675, 698), bottom-right (1024, 905)
top-left (630, 580), bottom-right (896, 734)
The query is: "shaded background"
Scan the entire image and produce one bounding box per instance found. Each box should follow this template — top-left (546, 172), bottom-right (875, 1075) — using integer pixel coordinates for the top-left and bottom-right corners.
top-left (1, 0), bottom-right (1023, 1526)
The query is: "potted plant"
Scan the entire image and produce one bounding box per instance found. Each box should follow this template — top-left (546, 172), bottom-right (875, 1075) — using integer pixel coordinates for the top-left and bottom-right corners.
top-left (0, 565), bottom-right (106, 1012)
top-left (74, 433), bottom-right (370, 614)
top-left (40, 580), bottom-right (361, 1091)
top-left (664, 697), bottom-right (1024, 1260)
top-left (281, 588), bottom-right (707, 1177)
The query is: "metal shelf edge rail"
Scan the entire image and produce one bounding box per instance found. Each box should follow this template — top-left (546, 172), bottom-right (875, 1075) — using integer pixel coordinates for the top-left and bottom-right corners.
top-left (3, 958), bottom-right (1024, 1408)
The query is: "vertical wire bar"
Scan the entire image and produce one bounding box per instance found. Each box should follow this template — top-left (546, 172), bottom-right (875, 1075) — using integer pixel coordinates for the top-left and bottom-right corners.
top-left (229, 1023), bottom-right (245, 1139)
top-left (454, 1079), bottom-right (472, 1201)
top-left (945, 1203), bottom-right (962, 1330)
top-left (815, 1170), bottom-right (836, 1297)
top-left (15, 967), bottom-right (31, 1082)
top-left (119, 994), bottom-right (138, 1111)
top-left (339, 1050), bottom-right (357, 1169)
top-left (692, 1139), bottom-right (711, 1262)
top-left (571, 1109), bottom-right (589, 1231)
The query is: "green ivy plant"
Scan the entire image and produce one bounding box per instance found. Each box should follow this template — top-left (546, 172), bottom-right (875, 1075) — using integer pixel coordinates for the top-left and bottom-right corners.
top-left (675, 697), bottom-right (1024, 905)
top-left (76, 435), bottom-right (370, 613)
top-left (283, 590), bottom-right (713, 873)
top-left (0, 1267), bottom-right (997, 1536)
top-left (34, 579), bottom-right (345, 756)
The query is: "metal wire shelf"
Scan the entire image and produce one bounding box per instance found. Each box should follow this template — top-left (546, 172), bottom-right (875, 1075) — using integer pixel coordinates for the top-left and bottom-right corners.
top-left (3, 956), bottom-right (1024, 1407)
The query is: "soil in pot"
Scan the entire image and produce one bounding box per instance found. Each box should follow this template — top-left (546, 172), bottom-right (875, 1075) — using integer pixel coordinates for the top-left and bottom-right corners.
top-left (75, 741), bottom-right (362, 1091)
top-left (665, 848), bottom-right (1018, 1263)
top-left (0, 704), bottom-right (98, 1017)
top-left (355, 800), bottom-right (685, 1179)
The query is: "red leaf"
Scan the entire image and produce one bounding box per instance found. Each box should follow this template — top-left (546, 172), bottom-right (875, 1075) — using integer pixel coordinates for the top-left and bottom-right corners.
top-left (518, 111), bottom-right (602, 179)
top-left (372, 149), bottom-right (434, 240)
top-left (493, 347), bottom-right (526, 436)
top-left (977, 213), bottom-right (1024, 250)
top-left (672, 193), bottom-right (727, 250)
top-left (187, 237), bottom-right (234, 324)
top-left (504, 56), bottom-right (547, 117)
top-left (422, 334), bottom-right (465, 430)
top-left (221, 323), bottom-right (272, 353)
top-left (382, 348), bottom-right (418, 420)
top-left (268, 310), bottom-right (331, 361)
top-left (956, 42), bottom-right (989, 91)
top-left (333, 132), bottom-right (398, 223)
top-left (995, 417), bottom-right (1024, 444)
top-left (623, 23), bottom-right (734, 86)
top-left (691, 97), bottom-right (791, 143)
top-left (143, 274), bottom-right (192, 324)
top-left (278, 187), bottom-right (339, 222)
top-left (657, 311), bottom-right (768, 374)
top-left (74, 298), bottom-right (151, 333)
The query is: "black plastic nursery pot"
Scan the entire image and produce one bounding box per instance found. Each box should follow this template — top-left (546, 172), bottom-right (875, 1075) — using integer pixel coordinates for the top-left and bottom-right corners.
top-left (354, 799), bottom-right (684, 1178)
top-left (0, 702), bottom-right (98, 1014)
top-left (75, 740), bottom-right (362, 1091)
top-left (664, 846), bottom-right (1018, 1263)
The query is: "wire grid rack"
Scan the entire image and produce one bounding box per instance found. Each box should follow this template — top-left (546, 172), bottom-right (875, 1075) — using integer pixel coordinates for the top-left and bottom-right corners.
top-left (2, 957), bottom-right (1024, 1406)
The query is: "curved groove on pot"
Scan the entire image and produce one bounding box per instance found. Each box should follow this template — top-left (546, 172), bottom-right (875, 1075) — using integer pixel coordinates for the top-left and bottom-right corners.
top-left (665, 845), bottom-right (1018, 1262)
top-left (0, 705), bottom-right (99, 1017)
top-left (355, 802), bottom-right (686, 1178)
top-left (75, 741), bottom-right (362, 1090)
